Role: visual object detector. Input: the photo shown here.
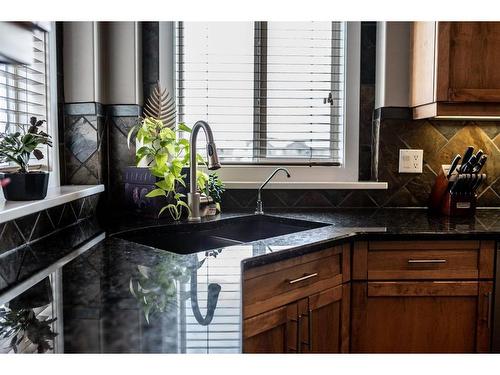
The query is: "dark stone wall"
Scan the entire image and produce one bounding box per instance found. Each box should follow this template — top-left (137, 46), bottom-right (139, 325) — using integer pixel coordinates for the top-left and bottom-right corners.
top-left (0, 194), bottom-right (102, 291)
top-left (106, 105), bottom-right (141, 210)
top-left (358, 22), bottom-right (376, 181)
top-left (142, 22), bottom-right (160, 100)
top-left (61, 103), bottom-right (107, 185)
top-left (374, 113), bottom-right (500, 207)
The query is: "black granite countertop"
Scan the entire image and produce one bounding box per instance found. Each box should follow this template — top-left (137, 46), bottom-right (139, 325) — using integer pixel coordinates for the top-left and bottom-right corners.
top-left (1, 208), bottom-right (499, 353)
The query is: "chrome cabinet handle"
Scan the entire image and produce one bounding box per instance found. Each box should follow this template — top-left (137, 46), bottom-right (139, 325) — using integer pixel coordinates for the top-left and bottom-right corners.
top-left (288, 273), bottom-right (318, 284)
top-left (487, 292), bottom-right (493, 329)
top-left (407, 259), bottom-right (447, 264)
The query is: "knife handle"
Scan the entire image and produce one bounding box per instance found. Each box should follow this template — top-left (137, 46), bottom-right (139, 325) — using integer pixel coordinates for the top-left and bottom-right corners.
top-left (459, 146), bottom-right (474, 172)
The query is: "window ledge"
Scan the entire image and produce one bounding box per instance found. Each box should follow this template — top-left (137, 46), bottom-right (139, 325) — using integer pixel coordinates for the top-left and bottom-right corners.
top-left (224, 181), bottom-right (388, 190)
top-left (0, 185), bottom-right (105, 224)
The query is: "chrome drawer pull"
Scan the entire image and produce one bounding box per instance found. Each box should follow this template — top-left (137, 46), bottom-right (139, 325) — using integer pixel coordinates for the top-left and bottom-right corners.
top-left (288, 273), bottom-right (318, 284)
top-left (407, 259), bottom-right (447, 264)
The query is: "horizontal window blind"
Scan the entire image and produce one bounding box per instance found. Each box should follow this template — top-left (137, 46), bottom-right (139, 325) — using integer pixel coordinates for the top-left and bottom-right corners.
top-left (0, 28), bottom-right (50, 168)
top-left (176, 21), bottom-right (345, 165)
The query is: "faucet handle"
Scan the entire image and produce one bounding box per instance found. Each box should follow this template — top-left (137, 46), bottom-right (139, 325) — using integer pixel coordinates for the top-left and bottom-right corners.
top-left (255, 199), bottom-right (264, 215)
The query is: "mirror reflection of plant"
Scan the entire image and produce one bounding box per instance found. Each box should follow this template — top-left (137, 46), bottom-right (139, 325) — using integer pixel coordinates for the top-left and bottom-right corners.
top-left (129, 253), bottom-right (191, 324)
top-left (129, 248), bottom-right (224, 324)
top-left (0, 306), bottom-right (57, 353)
top-left (128, 118), bottom-right (209, 220)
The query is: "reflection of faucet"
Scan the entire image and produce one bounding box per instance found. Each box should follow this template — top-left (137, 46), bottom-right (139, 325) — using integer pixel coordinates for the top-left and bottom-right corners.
top-left (188, 120), bottom-right (221, 222)
top-left (190, 270), bottom-right (221, 326)
top-left (255, 168), bottom-right (291, 215)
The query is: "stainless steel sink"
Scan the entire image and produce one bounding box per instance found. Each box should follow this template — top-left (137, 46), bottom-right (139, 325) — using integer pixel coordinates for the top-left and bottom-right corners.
top-left (116, 215), bottom-right (328, 254)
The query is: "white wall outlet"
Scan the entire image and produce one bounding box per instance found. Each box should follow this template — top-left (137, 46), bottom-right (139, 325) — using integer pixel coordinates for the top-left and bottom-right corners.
top-left (399, 149), bottom-right (423, 173)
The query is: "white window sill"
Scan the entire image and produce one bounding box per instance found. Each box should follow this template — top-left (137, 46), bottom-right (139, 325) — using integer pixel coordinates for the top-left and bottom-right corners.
top-left (224, 181), bottom-right (388, 189)
top-left (0, 185), bottom-right (105, 224)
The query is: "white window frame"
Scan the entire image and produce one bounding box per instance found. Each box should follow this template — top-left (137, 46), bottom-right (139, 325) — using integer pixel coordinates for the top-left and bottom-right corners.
top-left (0, 22), bottom-right (59, 188)
top-left (161, 22), bottom-right (377, 189)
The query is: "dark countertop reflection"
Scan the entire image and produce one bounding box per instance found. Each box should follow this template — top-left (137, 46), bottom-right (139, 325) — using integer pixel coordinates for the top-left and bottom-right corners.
top-left (1, 208), bottom-right (499, 353)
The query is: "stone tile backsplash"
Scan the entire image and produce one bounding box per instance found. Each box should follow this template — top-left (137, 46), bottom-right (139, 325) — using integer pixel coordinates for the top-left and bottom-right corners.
top-left (223, 118), bottom-right (500, 209)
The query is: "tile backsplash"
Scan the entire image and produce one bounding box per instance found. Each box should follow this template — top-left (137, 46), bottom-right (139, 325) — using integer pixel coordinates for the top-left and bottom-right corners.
top-left (223, 117), bottom-right (500, 209)
top-left (375, 117), bottom-right (499, 207)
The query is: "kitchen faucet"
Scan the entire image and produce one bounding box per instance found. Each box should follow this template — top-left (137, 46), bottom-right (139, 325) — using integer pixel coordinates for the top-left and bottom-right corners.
top-left (188, 120), bottom-right (221, 221)
top-left (255, 168), bottom-right (291, 215)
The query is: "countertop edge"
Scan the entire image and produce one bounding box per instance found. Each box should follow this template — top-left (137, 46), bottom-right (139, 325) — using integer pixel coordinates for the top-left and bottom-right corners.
top-left (0, 185), bottom-right (105, 224)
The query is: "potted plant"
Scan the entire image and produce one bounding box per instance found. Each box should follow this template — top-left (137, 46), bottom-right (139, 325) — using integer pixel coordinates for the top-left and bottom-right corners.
top-left (0, 116), bottom-right (52, 200)
top-left (126, 83), bottom-right (218, 220)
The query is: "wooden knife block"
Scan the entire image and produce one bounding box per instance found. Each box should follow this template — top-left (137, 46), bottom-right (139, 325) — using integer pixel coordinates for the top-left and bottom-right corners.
top-left (429, 165), bottom-right (477, 217)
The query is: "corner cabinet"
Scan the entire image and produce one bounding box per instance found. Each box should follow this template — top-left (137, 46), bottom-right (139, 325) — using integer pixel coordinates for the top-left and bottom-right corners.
top-left (410, 22), bottom-right (500, 119)
top-left (242, 245), bottom-right (350, 353)
top-left (351, 240), bottom-right (495, 353)
top-left (242, 239), bottom-right (495, 353)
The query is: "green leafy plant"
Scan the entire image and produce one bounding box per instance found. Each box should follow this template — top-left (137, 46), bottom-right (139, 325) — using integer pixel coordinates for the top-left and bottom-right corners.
top-left (207, 173), bottom-right (225, 211)
top-left (0, 116), bottom-right (52, 173)
top-left (128, 117), bottom-right (209, 220)
top-left (0, 307), bottom-right (57, 353)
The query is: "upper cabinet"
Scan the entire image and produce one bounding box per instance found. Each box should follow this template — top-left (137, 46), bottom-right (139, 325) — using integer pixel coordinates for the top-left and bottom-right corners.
top-left (410, 22), bottom-right (500, 119)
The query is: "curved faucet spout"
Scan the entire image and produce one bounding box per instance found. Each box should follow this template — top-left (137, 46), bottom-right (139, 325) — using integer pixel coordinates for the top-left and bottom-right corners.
top-left (188, 120), bottom-right (221, 221)
top-left (255, 168), bottom-right (291, 215)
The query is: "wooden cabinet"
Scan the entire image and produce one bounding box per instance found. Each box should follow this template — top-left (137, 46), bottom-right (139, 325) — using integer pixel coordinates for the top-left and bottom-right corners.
top-left (243, 284), bottom-right (350, 353)
top-left (410, 22), bottom-right (500, 119)
top-left (243, 239), bottom-right (495, 353)
top-left (243, 245), bottom-right (350, 353)
top-left (351, 241), bottom-right (495, 353)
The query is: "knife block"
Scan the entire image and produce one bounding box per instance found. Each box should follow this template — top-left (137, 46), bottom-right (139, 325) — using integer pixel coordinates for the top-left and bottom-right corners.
top-left (429, 165), bottom-right (477, 217)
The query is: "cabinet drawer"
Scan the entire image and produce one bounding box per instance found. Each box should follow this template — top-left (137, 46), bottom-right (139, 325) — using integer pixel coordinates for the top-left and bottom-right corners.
top-left (243, 245), bottom-right (349, 318)
top-left (352, 241), bottom-right (495, 281)
top-left (365, 241), bottom-right (493, 280)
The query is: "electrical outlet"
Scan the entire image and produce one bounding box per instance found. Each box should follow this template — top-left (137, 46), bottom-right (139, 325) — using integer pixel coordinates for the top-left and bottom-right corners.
top-left (399, 149), bottom-right (423, 173)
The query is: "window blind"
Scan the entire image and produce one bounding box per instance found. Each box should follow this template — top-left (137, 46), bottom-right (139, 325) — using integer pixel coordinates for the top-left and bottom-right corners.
top-left (0, 28), bottom-right (50, 167)
top-left (176, 21), bottom-right (345, 165)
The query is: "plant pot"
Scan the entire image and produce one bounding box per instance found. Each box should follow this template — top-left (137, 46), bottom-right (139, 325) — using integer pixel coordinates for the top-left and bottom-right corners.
top-left (0, 171), bottom-right (49, 201)
top-left (123, 166), bottom-right (190, 219)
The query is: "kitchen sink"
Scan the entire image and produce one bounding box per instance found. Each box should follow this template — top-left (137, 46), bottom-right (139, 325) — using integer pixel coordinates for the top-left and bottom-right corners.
top-left (116, 215), bottom-right (329, 254)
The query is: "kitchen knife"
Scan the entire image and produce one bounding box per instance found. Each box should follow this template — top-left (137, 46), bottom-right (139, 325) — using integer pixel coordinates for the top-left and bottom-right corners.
top-left (462, 155), bottom-right (477, 173)
top-left (459, 146), bottom-right (474, 173)
top-left (450, 174), bottom-right (464, 194)
top-left (472, 174), bottom-right (486, 193)
top-left (472, 154), bottom-right (487, 173)
top-left (447, 154), bottom-right (461, 179)
top-left (468, 173), bottom-right (478, 192)
top-left (474, 149), bottom-right (484, 163)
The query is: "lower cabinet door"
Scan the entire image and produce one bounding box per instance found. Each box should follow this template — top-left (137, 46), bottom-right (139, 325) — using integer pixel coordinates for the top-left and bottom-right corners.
top-left (351, 281), bottom-right (493, 353)
top-left (243, 304), bottom-right (299, 353)
top-left (301, 284), bottom-right (350, 353)
top-left (243, 284), bottom-right (350, 353)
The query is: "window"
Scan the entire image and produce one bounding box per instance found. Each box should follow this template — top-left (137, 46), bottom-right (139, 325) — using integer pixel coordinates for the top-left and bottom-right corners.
top-left (176, 21), bottom-right (360, 184)
top-left (0, 26), bottom-right (56, 179)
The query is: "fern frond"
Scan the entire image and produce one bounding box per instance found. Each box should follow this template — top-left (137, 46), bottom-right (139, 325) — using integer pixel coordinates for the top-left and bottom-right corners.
top-left (143, 83), bottom-right (176, 129)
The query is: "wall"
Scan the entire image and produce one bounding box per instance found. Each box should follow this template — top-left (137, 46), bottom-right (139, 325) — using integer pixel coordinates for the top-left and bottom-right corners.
top-left (58, 22), bottom-right (142, 210)
top-left (0, 194), bottom-right (102, 291)
top-left (375, 114), bottom-right (500, 207)
top-left (57, 21), bottom-right (500, 213)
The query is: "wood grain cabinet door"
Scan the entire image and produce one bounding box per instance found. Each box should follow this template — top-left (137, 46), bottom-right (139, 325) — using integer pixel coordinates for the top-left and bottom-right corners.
top-left (438, 22), bottom-right (500, 102)
top-left (300, 284), bottom-right (350, 353)
top-left (351, 281), bottom-right (493, 353)
top-left (243, 284), bottom-right (351, 353)
top-left (243, 304), bottom-right (299, 353)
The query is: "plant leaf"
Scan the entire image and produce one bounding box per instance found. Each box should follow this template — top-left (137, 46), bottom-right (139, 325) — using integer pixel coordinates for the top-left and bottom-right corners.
top-left (145, 188), bottom-right (166, 198)
top-left (178, 123), bottom-right (192, 133)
